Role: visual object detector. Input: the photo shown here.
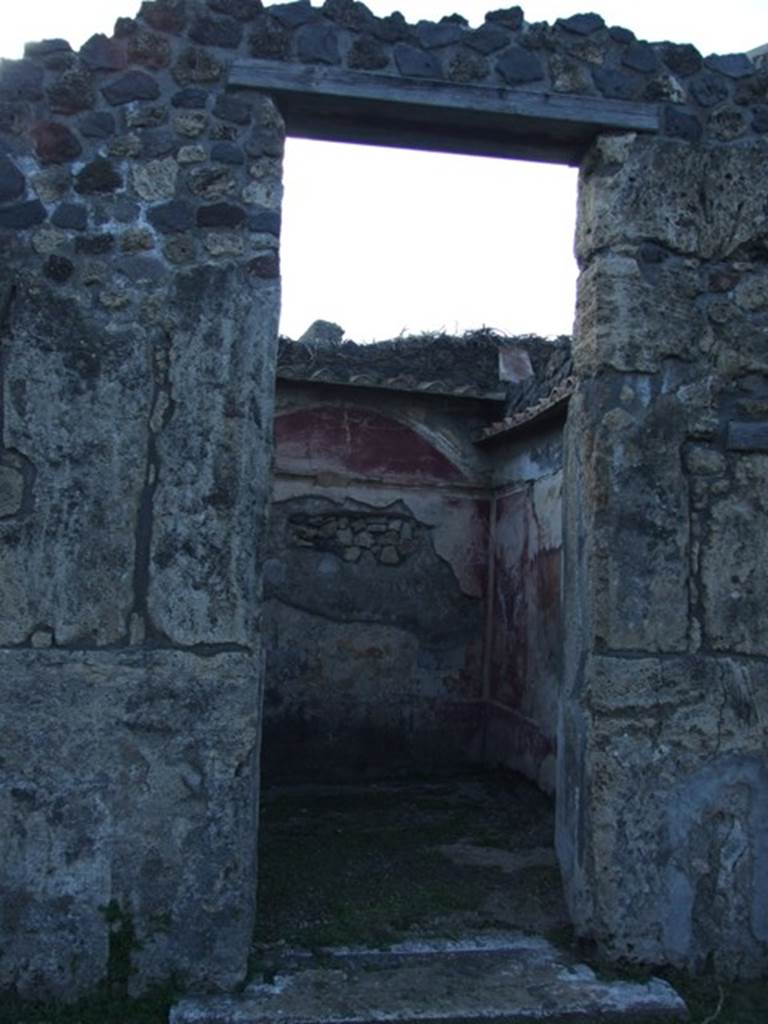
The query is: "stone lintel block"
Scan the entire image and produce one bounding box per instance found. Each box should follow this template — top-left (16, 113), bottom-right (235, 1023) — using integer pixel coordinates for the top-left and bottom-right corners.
top-left (0, 647), bottom-right (261, 999)
top-left (577, 135), bottom-right (768, 264)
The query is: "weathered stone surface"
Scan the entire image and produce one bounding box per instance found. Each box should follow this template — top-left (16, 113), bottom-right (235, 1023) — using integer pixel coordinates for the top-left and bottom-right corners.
top-left (148, 199), bottom-right (196, 234)
top-left (622, 41), bottom-right (658, 73)
top-left (190, 15), bottom-right (243, 48)
top-left (47, 68), bottom-right (95, 114)
top-left (0, 648), bottom-right (262, 997)
top-left (249, 17), bottom-right (291, 59)
top-left (102, 70), bottom-right (161, 105)
top-left (174, 110), bottom-right (209, 136)
top-left (0, 199), bottom-right (46, 229)
top-left (557, 13), bottom-right (605, 35)
top-left (0, 156), bottom-right (24, 202)
top-left (706, 53), bottom-right (755, 79)
top-left (416, 20), bottom-right (463, 49)
top-left (690, 71), bottom-right (730, 107)
top-left (128, 28), bottom-right (173, 69)
top-left (189, 165), bottom-right (236, 198)
top-left (213, 93), bottom-right (251, 124)
top-left (141, 0), bottom-right (188, 34)
top-left (296, 22), bottom-right (341, 64)
top-left (0, 58), bottom-right (44, 100)
top-left (697, 454), bottom-right (768, 655)
top-left (485, 6), bottom-right (523, 30)
top-left (24, 39), bottom-right (71, 58)
top-left (246, 204), bottom-right (280, 234)
top-left (172, 934), bottom-right (687, 1024)
top-left (496, 47), bottom-right (544, 85)
top-left (464, 24), bottom-right (508, 55)
top-left (247, 250), bottom-right (279, 276)
top-left (179, 144), bottom-right (208, 163)
top-left (576, 135), bottom-right (768, 262)
top-left (447, 50), bottom-right (489, 84)
top-left (173, 46), bottom-right (224, 84)
top-left (211, 141), bottom-right (245, 164)
top-left (592, 66), bottom-right (641, 99)
top-left (164, 234), bottom-right (198, 263)
top-left (573, 252), bottom-right (704, 373)
top-left (559, 653), bottom-right (768, 976)
top-left (209, 0), bottom-right (263, 19)
top-left (0, 463), bottom-right (24, 517)
top-left (571, 386), bottom-right (690, 653)
top-left (32, 121), bottom-right (82, 164)
top-left (80, 33), bottom-right (127, 71)
top-left (44, 254), bottom-right (75, 283)
top-left (393, 44), bottom-right (442, 80)
top-left (0, 278), bottom-right (149, 645)
top-left (142, 128), bottom-right (177, 159)
top-left (269, 1), bottom-right (317, 28)
top-left (79, 110), bottom-right (117, 138)
top-left (51, 202), bottom-right (88, 230)
top-left (662, 42), bottom-right (702, 77)
top-left (662, 105), bottom-right (703, 143)
top-left (131, 156), bottom-right (179, 200)
top-left (197, 201), bottom-right (246, 227)
top-left (202, 231), bottom-right (245, 256)
top-left (75, 158), bottom-right (123, 195)
top-left (148, 264), bottom-right (280, 645)
top-left (172, 86), bottom-right (209, 108)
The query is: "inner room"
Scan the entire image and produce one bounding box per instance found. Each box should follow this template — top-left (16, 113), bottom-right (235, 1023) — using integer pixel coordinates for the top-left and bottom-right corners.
top-left (257, 140), bottom-right (577, 952)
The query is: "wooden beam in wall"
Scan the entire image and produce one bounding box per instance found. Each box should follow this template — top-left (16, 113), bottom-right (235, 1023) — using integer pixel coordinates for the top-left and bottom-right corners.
top-left (229, 60), bottom-right (660, 165)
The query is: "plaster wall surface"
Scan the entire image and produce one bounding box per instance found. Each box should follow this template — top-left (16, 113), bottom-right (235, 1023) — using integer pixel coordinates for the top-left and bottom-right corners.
top-left (485, 425), bottom-right (563, 794)
top-left (263, 382), bottom-right (493, 781)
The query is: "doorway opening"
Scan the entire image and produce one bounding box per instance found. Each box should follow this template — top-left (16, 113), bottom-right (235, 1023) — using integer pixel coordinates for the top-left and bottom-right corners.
top-left (256, 138), bottom-right (577, 959)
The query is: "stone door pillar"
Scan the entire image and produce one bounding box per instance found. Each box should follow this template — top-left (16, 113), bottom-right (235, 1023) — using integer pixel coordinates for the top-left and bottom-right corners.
top-left (0, 28), bottom-right (284, 997)
top-left (559, 133), bottom-right (768, 977)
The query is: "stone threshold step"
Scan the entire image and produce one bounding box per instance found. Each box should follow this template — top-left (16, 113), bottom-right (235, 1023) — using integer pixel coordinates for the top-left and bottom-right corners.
top-left (171, 933), bottom-right (688, 1024)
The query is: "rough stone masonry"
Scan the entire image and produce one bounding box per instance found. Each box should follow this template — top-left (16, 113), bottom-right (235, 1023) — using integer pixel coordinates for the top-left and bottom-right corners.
top-left (0, 0), bottom-right (767, 1001)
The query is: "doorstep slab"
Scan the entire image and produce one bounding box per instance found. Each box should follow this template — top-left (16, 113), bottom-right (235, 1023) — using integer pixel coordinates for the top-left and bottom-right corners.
top-left (171, 933), bottom-right (688, 1023)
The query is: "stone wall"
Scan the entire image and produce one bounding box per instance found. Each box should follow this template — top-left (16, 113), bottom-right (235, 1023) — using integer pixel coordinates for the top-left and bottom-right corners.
top-left (559, 134), bottom-right (768, 978)
top-left (263, 380), bottom-right (493, 781)
top-left (0, 0), bottom-right (284, 999)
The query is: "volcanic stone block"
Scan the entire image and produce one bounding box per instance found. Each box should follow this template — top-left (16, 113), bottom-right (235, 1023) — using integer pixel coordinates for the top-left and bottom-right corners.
top-left (32, 121), bottom-right (82, 163)
top-left (148, 263), bottom-right (280, 645)
top-left (496, 47), bottom-right (544, 85)
top-left (576, 135), bottom-right (768, 263)
top-left (0, 199), bottom-right (46, 229)
top-left (393, 44), bottom-right (442, 79)
top-left (699, 454), bottom-right (768, 656)
top-left (0, 647), bottom-right (262, 998)
top-left (102, 70), bottom-right (161, 105)
top-left (0, 276), bottom-right (148, 646)
top-left (0, 156), bottom-right (25, 202)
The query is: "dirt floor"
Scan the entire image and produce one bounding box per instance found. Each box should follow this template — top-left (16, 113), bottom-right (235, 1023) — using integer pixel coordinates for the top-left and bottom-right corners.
top-left (254, 771), bottom-right (570, 953)
top-left (252, 770), bottom-right (768, 1024)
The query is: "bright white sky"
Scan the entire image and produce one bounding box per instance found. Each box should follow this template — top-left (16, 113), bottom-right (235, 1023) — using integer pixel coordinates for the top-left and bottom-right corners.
top-left (2, 2), bottom-right (766, 341)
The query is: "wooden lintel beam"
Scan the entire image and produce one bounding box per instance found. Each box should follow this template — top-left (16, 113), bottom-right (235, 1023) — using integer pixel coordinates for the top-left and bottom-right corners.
top-left (229, 59), bottom-right (659, 165)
